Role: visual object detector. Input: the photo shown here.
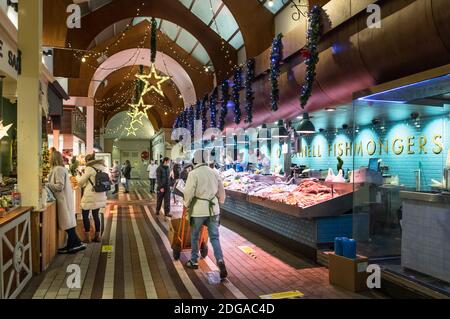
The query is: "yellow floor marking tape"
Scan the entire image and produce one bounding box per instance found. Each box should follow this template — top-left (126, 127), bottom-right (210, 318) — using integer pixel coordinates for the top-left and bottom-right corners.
top-left (238, 246), bottom-right (255, 254)
top-left (101, 245), bottom-right (114, 253)
top-left (260, 290), bottom-right (305, 299)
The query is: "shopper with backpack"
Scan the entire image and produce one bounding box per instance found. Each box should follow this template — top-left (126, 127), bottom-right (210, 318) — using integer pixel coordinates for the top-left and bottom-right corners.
top-left (77, 153), bottom-right (111, 243)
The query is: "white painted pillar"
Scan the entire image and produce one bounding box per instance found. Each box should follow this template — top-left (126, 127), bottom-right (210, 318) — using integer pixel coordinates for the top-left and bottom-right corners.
top-left (17, 0), bottom-right (43, 208)
top-left (86, 105), bottom-right (94, 154)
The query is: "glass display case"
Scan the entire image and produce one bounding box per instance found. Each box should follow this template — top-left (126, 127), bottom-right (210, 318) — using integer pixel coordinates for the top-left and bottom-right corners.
top-left (352, 74), bottom-right (450, 293)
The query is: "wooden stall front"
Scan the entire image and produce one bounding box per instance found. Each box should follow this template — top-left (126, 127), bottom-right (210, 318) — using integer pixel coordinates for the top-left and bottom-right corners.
top-left (0, 207), bottom-right (33, 299)
top-left (31, 202), bottom-right (66, 274)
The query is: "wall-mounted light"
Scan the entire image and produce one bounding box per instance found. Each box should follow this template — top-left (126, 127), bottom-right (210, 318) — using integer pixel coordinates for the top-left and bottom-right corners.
top-left (258, 124), bottom-right (271, 140)
top-left (272, 120), bottom-right (289, 138)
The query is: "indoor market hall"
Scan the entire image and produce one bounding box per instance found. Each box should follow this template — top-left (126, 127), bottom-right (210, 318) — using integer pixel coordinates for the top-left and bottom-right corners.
top-left (0, 0), bottom-right (449, 305)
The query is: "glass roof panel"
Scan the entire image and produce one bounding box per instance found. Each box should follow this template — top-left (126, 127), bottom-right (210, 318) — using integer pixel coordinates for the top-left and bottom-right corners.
top-left (160, 20), bottom-right (180, 41)
top-left (176, 29), bottom-right (197, 53)
top-left (212, 5), bottom-right (238, 40)
top-left (190, 0), bottom-right (222, 25)
top-left (178, 0), bottom-right (194, 9)
top-left (176, 0), bottom-right (244, 49)
top-left (228, 31), bottom-right (244, 50)
top-left (130, 18), bottom-right (212, 67)
top-left (191, 44), bottom-right (210, 65)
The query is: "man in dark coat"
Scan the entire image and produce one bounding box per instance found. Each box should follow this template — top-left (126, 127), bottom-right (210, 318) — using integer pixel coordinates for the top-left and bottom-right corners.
top-left (156, 157), bottom-right (172, 217)
top-left (122, 160), bottom-right (132, 193)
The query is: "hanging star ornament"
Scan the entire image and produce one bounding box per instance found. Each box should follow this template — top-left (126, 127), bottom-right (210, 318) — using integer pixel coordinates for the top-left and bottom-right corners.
top-left (127, 97), bottom-right (152, 126)
top-left (125, 125), bottom-right (138, 137)
top-left (0, 121), bottom-right (13, 139)
top-left (136, 63), bottom-right (170, 97)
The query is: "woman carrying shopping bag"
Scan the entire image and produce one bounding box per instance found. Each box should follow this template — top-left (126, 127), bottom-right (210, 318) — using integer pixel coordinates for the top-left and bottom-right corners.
top-left (47, 151), bottom-right (86, 254)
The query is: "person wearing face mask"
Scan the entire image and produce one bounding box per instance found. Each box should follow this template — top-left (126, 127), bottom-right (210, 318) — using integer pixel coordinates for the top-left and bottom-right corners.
top-left (155, 157), bottom-right (172, 217)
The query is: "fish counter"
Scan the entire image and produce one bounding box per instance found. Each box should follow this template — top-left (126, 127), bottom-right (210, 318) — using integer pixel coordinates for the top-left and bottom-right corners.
top-left (220, 171), bottom-right (359, 261)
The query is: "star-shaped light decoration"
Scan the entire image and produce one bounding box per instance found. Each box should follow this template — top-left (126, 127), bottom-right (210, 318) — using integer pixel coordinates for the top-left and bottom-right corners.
top-left (0, 121), bottom-right (13, 140)
top-left (127, 97), bottom-right (152, 126)
top-left (125, 124), bottom-right (138, 137)
top-left (136, 64), bottom-right (170, 97)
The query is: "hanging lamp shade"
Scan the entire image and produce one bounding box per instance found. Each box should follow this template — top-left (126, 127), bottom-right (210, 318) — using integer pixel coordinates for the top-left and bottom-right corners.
top-left (272, 120), bottom-right (289, 138)
top-left (296, 113), bottom-right (316, 134)
top-left (258, 124), bottom-right (271, 140)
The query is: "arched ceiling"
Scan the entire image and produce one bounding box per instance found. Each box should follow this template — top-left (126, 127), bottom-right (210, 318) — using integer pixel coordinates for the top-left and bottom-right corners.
top-left (64, 0), bottom-right (237, 80)
top-left (94, 65), bottom-right (181, 130)
top-left (43, 0), bottom-right (278, 130)
top-left (132, 18), bottom-right (213, 68)
top-left (64, 20), bottom-right (213, 101)
top-left (90, 49), bottom-right (197, 106)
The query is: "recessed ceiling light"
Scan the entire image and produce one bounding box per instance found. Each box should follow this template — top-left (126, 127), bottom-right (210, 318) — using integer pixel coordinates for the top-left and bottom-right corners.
top-left (268, 0), bottom-right (274, 7)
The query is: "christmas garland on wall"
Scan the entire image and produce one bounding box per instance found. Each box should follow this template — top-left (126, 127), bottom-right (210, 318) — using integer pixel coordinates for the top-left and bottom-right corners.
top-left (201, 94), bottom-right (208, 133)
top-left (182, 110), bottom-right (188, 129)
top-left (269, 33), bottom-right (283, 112)
top-left (209, 87), bottom-right (218, 128)
top-left (232, 67), bottom-right (243, 125)
top-left (300, 6), bottom-right (323, 109)
top-left (245, 58), bottom-right (255, 124)
top-left (219, 80), bottom-right (229, 131)
top-left (150, 17), bottom-right (158, 63)
top-left (195, 100), bottom-right (201, 121)
top-left (189, 105), bottom-right (195, 137)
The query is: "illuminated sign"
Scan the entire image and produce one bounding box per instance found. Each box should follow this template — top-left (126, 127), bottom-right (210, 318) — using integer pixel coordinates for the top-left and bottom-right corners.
top-left (297, 134), bottom-right (443, 158)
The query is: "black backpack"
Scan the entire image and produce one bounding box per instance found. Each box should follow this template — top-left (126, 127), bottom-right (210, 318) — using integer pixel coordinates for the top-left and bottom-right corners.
top-left (89, 168), bottom-right (112, 192)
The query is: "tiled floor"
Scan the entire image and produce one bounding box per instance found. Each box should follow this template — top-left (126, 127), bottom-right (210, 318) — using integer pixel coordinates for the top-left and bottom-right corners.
top-left (19, 181), bottom-right (385, 299)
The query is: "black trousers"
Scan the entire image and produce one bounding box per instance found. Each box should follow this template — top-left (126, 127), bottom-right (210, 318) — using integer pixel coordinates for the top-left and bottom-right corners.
top-left (66, 227), bottom-right (82, 249)
top-left (82, 209), bottom-right (101, 232)
top-left (149, 178), bottom-right (156, 192)
top-left (156, 188), bottom-right (171, 215)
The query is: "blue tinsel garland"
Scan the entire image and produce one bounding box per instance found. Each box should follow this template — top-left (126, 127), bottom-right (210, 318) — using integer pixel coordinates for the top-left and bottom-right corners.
top-left (232, 67), bottom-right (243, 125)
top-left (219, 80), bottom-right (229, 131)
top-left (245, 58), bottom-right (255, 124)
top-left (189, 105), bottom-right (195, 137)
top-left (269, 33), bottom-right (283, 112)
top-left (195, 100), bottom-right (201, 121)
top-left (209, 87), bottom-right (218, 128)
top-left (300, 6), bottom-right (322, 108)
top-left (201, 94), bottom-right (208, 132)
top-left (182, 110), bottom-right (188, 129)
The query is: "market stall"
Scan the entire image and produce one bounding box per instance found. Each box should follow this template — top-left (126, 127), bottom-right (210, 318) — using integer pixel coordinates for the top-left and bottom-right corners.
top-left (220, 170), bottom-right (356, 260)
top-left (0, 207), bottom-right (33, 299)
top-left (30, 202), bottom-right (65, 274)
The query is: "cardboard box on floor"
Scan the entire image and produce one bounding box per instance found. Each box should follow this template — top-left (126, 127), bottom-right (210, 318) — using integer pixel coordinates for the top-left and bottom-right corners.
top-left (327, 252), bottom-right (369, 292)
